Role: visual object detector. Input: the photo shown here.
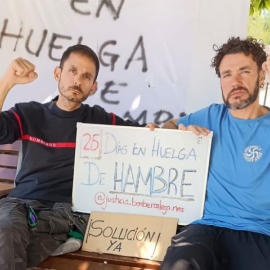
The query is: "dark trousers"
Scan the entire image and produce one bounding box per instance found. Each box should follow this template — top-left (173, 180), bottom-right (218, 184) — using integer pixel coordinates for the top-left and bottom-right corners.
top-left (0, 197), bottom-right (71, 270)
top-left (160, 224), bottom-right (270, 270)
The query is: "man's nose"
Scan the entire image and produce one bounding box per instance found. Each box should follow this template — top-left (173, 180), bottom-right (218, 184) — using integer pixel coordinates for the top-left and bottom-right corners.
top-left (231, 73), bottom-right (242, 88)
top-left (74, 74), bottom-right (82, 86)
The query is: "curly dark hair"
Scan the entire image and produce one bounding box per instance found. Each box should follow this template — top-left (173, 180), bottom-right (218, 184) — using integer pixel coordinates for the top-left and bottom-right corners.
top-left (211, 37), bottom-right (267, 77)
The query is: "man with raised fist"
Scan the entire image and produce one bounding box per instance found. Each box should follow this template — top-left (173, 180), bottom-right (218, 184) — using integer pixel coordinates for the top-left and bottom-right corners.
top-left (0, 44), bottom-right (156, 270)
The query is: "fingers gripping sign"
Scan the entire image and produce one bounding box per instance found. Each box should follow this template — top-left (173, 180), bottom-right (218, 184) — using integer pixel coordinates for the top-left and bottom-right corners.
top-left (145, 122), bottom-right (160, 131)
top-left (6, 58), bottom-right (38, 88)
top-left (178, 123), bottom-right (210, 136)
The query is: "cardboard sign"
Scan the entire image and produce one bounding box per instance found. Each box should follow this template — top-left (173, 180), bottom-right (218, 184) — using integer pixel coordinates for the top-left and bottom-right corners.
top-left (72, 123), bottom-right (213, 225)
top-left (82, 211), bottom-right (178, 261)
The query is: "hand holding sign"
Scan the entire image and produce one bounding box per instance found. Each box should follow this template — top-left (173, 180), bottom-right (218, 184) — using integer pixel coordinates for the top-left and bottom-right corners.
top-left (178, 123), bottom-right (210, 136)
top-left (145, 122), bottom-right (160, 131)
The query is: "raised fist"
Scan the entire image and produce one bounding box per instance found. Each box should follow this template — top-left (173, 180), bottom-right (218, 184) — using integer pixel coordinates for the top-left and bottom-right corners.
top-left (3, 57), bottom-right (38, 88)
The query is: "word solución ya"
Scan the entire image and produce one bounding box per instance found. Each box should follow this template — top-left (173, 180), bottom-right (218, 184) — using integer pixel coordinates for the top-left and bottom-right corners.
top-left (85, 218), bottom-right (161, 254)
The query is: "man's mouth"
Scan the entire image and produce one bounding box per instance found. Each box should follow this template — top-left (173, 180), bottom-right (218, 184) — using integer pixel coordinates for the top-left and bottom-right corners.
top-left (228, 88), bottom-right (248, 98)
top-left (71, 89), bottom-right (81, 94)
top-left (231, 90), bottom-right (245, 96)
top-left (69, 86), bottom-right (82, 94)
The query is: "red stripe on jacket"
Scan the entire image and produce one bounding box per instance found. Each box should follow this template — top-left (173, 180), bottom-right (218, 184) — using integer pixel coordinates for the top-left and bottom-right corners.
top-left (110, 112), bottom-right (116, 125)
top-left (10, 110), bottom-right (23, 138)
top-left (10, 110), bottom-right (75, 148)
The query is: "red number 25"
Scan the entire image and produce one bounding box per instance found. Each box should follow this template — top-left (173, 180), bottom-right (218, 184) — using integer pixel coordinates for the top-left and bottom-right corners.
top-left (83, 133), bottom-right (100, 151)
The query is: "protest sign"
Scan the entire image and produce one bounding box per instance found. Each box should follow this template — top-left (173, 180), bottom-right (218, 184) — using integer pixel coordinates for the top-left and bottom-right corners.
top-left (72, 123), bottom-right (212, 225)
top-left (82, 211), bottom-right (178, 261)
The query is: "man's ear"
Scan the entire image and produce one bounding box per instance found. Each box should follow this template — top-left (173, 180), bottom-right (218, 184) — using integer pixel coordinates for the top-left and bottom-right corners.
top-left (89, 81), bottom-right (98, 96)
top-left (54, 66), bottom-right (61, 82)
top-left (259, 69), bottom-right (266, 86)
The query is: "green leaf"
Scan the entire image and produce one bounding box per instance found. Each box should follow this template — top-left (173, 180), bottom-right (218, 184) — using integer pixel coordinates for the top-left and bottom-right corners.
top-left (250, 6), bottom-right (255, 16)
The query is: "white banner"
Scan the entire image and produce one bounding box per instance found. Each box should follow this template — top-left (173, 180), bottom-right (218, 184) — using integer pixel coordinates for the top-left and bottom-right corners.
top-left (72, 123), bottom-right (213, 225)
top-left (0, 0), bottom-right (250, 123)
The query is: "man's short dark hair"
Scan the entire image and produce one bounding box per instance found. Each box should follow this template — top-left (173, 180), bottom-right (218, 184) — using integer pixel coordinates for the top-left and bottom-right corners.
top-left (60, 44), bottom-right (100, 81)
top-left (211, 37), bottom-right (267, 77)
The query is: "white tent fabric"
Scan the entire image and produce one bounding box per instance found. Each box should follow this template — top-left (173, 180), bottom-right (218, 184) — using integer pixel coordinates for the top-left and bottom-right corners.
top-left (0, 0), bottom-right (250, 124)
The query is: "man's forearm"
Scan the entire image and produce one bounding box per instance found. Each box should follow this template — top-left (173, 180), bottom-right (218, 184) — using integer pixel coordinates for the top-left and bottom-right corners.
top-left (162, 119), bottom-right (178, 129)
top-left (0, 78), bottom-right (12, 114)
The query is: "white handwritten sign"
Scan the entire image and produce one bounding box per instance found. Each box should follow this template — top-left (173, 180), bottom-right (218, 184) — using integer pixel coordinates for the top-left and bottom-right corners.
top-left (72, 123), bottom-right (212, 225)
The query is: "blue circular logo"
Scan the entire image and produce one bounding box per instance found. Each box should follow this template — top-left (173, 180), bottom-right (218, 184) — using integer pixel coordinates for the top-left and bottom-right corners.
top-left (243, 145), bottom-right (262, 162)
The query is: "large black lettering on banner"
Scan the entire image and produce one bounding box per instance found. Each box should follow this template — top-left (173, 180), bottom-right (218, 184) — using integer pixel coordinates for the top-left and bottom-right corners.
top-left (0, 17), bottom-right (185, 124)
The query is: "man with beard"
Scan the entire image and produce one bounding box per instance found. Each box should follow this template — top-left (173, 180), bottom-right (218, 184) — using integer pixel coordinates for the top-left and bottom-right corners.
top-left (0, 44), bottom-right (156, 270)
top-left (160, 37), bottom-right (270, 270)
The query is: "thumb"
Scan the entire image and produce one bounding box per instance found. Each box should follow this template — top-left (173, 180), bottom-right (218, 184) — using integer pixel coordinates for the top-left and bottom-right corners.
top-left (178, 123), bottom-right (187, 130)
top-left (28, 71), bottom-right (38, 82)
top-left (17, 72), bottom-right (38, 84)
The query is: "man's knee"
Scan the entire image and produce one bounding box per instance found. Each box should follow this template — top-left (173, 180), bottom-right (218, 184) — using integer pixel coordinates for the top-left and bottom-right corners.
top-left (161, 246), bottom-right (200, 270)
top-left (161, 259), bottom-right (195, 270)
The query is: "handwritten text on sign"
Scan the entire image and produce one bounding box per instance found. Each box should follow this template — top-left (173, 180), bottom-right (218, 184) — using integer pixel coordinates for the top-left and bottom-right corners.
top-left (82, 212), bottom-right (177, 261)
top-left (72, 123), bottom-right (213, 224)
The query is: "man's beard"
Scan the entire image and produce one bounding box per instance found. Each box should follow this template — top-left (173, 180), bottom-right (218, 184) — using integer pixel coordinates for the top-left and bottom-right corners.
top-left (58, 84), bottom-right (89, 104)
top-left (222, 77), bottom-right (260, 110)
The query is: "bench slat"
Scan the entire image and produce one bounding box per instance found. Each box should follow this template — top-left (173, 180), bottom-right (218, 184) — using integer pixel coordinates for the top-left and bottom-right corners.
top-left (35, 256), bottom-right (158, 270)
top-left (0, 140), bottom-right (21, 153)
top-left (61, 251), bottom-right (160, 269)
top-left (0, 182), bottom-right (14, 198)
top-left (0, 167), bottom-right (17, 182)
top-left (0, 154), bottom-right (19, 168)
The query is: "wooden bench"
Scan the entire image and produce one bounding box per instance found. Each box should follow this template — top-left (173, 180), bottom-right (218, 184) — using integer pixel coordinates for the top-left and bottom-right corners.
top-left (0, 141), bottom-right (161, 270)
